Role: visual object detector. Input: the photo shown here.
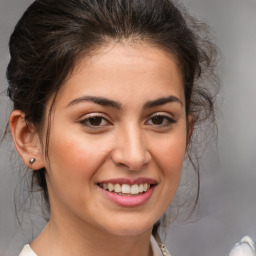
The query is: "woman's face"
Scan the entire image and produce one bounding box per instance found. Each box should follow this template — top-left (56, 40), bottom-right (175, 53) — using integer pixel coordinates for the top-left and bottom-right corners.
top-left (41, 43), bottom-right (188, 237)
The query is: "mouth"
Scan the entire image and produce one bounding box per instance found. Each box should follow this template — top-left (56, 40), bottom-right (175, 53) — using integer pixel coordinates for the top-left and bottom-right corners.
top-left (97, 182), bottom-right (155, 196)
top-left (97, 178), bottom-right (157, 207)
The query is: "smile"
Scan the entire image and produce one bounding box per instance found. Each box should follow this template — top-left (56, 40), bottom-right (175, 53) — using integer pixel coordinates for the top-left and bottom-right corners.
top-left (98, 183), bottom-right (151, 196)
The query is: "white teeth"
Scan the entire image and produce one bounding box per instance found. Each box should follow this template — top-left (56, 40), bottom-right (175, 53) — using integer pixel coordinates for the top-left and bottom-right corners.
top-left (101, 183), bottom-right (151, 195)
top-left (108, 183), bottom-right (114, 192)
top-left (139, 184), bottom-right (144, 193)
top-left (114, 184), bottom-right (122, 193)
top-left (122, 184), bottom-right (131, 194)
top-left (131, 184), bottom-right (139, 194)
top-left (143, 183), bottom-right (148, 192)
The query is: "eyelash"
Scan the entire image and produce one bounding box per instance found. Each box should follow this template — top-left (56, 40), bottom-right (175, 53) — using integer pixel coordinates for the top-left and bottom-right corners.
top-left (145, 113), bottom-right (176, 127)
top-left (79, 112), bottom-right (176, 129)
top-left (79, 113), bottom-right (111, 128)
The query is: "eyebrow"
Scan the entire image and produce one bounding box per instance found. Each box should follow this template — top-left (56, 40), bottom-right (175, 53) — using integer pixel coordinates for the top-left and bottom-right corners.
top-left (144, 95), bottom-right (183, 109)
top-left (66, 96), bottom-right (122, 109)
top-left (66, 95), bottom-right (183, 109)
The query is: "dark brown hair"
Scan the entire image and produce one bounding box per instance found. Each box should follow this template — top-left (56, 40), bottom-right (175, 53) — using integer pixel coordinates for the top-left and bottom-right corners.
top-left (6, 0), bottom-right (218, 240)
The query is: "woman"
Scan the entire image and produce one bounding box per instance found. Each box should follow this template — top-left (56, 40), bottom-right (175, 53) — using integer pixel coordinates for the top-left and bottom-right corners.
top-left (7, 0), bottom-right (217, 255)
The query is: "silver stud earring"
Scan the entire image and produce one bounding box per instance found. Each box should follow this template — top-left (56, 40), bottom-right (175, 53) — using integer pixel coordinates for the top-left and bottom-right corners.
top-left (29, 158), bottom-right (36, 165)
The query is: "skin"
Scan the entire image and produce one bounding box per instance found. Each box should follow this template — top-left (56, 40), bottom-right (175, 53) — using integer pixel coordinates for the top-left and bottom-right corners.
top-left (10, 43), bottom-right (190, 256)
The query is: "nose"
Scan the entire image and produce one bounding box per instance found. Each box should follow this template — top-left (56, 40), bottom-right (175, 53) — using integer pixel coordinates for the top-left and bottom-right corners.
top-left (111, 125), bottom-right (151, 171)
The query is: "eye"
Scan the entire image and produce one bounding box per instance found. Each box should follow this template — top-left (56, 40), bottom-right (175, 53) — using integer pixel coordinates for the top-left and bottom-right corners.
top-left (79, 114), bottom-right (111, 128)
top-left (145, 113), bottom-right (176, 127)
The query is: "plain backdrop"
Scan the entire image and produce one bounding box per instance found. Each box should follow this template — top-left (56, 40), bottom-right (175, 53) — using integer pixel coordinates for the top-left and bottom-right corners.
top-left (0, 0), bottom-right (256, 255)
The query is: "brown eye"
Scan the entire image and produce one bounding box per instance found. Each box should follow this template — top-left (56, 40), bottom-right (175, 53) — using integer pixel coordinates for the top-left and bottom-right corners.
top-left (151, 116), bottom-right (165, 125)
top-left (80, 115), bottom-right (110, 128)
top-left (145, 113), bottom-right (176, 127)
top-left (88, 117), bottom-right (104, 126)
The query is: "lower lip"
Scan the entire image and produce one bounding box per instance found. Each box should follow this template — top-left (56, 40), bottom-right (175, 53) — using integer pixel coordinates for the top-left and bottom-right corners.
top-left (99, 186), bottom-right (155, 207)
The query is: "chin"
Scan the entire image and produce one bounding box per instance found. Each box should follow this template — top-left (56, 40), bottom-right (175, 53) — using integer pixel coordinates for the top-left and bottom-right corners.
top-left (109, 227), bottom-right (152, 237)
top-left (101, 217), bottom-right (155, 237)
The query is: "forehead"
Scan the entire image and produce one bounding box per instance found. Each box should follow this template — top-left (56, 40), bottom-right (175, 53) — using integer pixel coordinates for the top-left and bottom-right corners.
top-left (56, 43), bottom-right (185, 107)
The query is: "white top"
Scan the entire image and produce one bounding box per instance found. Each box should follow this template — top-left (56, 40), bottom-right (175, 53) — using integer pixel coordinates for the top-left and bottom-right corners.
top-left (19, 235), bottom-right (171, 256)
top-left (19, 244), bottom-right (37, 256)
top-left (228, 236), bottom-right (256, 256)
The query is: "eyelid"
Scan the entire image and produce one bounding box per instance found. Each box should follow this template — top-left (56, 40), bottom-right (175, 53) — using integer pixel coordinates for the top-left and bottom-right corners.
top-left (150, 111), bottom-right (174, 118)
top-left (79, 112), bottom-right (112, 127)
top-left (79, 112), bottom-right (107, 118)
top-left (148, 111), bottom-right (176, 120)
top-left (145, 112), bottom-right (176, 126)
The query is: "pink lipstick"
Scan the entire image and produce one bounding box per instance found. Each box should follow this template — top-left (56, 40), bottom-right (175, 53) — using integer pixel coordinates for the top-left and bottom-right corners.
top-left (97, 178), bottom-right (157, 207)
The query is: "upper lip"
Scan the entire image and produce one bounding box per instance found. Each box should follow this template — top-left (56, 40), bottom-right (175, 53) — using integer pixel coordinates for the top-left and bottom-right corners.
top-left (97, 177), bottom-right (157, 185)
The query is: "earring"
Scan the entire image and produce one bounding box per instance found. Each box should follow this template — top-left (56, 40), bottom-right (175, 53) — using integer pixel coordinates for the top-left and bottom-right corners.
top-left (29, 158), bottom-right (36, 165)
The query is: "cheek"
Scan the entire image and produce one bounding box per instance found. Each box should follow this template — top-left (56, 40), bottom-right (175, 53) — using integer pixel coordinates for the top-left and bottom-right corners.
top-left (44, 133), bottom-right (112, 211)
top-left (153, 129), bottom-right (187, 194)
top-left (167, 137), bottom-right (186, 167)
top-left (46, 132), bottom-right (110, 185)
top-left (155, 133), bottom-right (187, 171)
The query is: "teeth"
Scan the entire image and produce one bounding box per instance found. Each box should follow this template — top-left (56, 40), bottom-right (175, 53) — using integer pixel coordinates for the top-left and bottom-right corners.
top-left (143, 183), bottom-right (148, 192)
top-left (114, 184), bottom-right (122, 193)
top-left (139, 184), bottom-right (144, 193)
top-left (122, 184), bottom-right (131, 194)
top-left (102, 183), bottom-right (151, 195)
top-left (131, 184), bottom-right (139, 194)
top-left (108, 183), bottom-right (114, 192)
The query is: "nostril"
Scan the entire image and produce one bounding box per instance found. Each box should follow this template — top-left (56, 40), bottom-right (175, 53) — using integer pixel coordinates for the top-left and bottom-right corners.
top-left (111, 136), bottom-right (151, 170)
top-left (116, 162), bottom-right (130, 169)
top-left (111, 153), bottom-right (149, 171)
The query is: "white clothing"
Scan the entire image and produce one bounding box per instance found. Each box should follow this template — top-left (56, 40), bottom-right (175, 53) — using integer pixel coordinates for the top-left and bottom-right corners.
top-left (19, 235), bottom-right (171, 256)
top-left (150, 235), bottom-right (171, 256)
top-left (19, 244), bottom-right (37, 256)
top-left (228, 236), bottom-right (256, 256)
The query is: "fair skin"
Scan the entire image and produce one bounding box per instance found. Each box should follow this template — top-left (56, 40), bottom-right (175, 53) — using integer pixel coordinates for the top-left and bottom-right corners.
top-left (10, 43), bottom-right (189, 256)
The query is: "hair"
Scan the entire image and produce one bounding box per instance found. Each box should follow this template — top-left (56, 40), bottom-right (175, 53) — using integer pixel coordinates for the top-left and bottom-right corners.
top-left (6, 0), bottom-right (218, 241)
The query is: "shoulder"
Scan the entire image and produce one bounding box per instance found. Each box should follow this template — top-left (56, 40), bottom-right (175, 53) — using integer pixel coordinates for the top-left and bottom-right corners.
top-left (19, 244), bottom-right (38, 256)
top-left (228, 236), bottom-right (256, 256)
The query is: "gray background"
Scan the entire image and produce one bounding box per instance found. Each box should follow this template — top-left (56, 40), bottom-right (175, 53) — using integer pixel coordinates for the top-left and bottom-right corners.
top-left (0, 0), bottom-right (256, 255)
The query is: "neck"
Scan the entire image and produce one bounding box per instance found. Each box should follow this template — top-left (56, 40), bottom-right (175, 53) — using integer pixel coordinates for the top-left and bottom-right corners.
top-left (31, 216), bottom-right (153, 256)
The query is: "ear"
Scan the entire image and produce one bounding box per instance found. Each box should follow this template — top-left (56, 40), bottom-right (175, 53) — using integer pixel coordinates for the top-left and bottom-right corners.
top-left (187, 114), bottom-right (195, 147)
top-left (9, 110), bottom-right (45, 170)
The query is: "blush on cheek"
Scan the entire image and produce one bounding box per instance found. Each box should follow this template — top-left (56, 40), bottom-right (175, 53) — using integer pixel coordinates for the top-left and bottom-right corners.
top-left (161, 140), bottom-right (186, 166)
